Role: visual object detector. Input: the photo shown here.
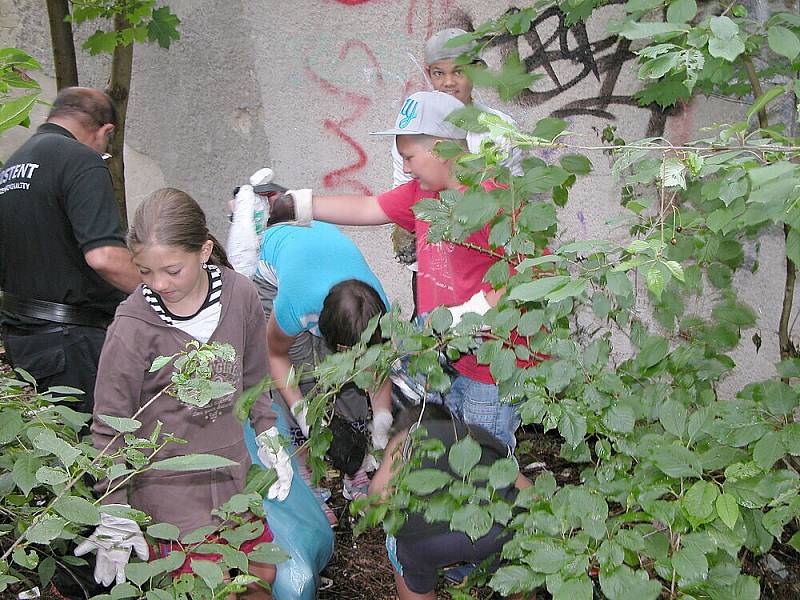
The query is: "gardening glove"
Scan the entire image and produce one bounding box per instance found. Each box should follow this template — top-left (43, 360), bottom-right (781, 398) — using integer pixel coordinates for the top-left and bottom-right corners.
top-left (255, 426), bottom-right (294, 501)
top-left (267, 189), bottom-right (313, 227)
top-left (227, 184), bottom-right (260, 277)
top-left (291, 402), bottom-right (311, 438)
top-left (361, 452), bottom-right (380, 473)
top-left (447, 290), bottom-right (492, 327)
top-left (73, 505), bottom-right (148, 587)
top-left (370, 409), bottom-right (393, 450)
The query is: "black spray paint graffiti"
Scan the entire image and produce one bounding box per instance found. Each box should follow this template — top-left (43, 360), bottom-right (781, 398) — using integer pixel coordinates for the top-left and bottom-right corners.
top-left (494, 3), bottom-right (679, 137)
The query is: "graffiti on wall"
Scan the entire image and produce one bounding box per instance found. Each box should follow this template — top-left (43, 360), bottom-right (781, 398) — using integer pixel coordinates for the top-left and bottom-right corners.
top-left (305, 40), bottom-right (385, 195)
top-left (495, 3), bottom-right (678, 136)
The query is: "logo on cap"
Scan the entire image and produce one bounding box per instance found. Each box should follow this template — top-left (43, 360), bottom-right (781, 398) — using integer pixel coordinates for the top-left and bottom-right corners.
top-left (397, 98), bottom-right (418, 129)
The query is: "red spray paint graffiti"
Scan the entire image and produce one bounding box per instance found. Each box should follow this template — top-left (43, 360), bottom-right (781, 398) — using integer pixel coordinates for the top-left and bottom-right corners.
top-left (305, 40), bottom-right (384, 194)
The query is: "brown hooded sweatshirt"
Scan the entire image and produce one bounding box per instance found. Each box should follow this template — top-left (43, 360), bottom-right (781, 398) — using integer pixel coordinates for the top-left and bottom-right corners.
top-left (92, 267), bottom-right (275, 535)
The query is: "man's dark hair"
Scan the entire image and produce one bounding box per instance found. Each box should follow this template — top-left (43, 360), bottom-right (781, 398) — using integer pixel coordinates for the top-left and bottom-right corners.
top-left (48, 87), bottom-right (118, 130)
top-left (319, 279), bottom-right (386, 351)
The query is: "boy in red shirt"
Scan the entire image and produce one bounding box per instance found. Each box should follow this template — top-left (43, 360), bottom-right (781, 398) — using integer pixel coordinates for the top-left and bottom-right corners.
top-left (271, 91), bottom-right (519, 448)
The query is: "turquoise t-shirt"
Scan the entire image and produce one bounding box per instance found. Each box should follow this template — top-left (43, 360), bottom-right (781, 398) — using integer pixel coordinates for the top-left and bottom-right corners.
top-left (256, 221), bottom-right (388, 337)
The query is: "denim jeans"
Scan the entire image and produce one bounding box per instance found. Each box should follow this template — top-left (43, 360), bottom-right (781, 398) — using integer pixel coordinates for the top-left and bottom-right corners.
top-left (444, 374), bottom-right (519, 450)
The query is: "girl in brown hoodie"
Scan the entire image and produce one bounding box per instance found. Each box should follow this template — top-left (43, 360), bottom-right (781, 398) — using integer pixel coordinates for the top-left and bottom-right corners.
top-left (79, 188), bottom-right (282, 598)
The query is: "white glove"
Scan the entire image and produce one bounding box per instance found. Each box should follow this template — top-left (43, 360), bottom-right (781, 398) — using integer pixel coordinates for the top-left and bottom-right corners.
top-left (255, 427), bottom-right (294, 501)
top-left (283, 189), bottom-right (314, 226)
top-left (361, 452), bottom-right (380, 473)
top-left (447, 291), bottom-right (492, 327)
top-left (227, 184), bottom-right (261, 277)
top-left (370, 409), bottom-right (393, 450)
top-left (73, 505), bottom-right (149, 587)
top-left (291, 403), bottom-right (311, 438)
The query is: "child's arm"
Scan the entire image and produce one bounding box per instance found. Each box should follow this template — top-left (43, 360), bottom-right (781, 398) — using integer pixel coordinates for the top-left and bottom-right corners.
top-left (269, 190), bottom-right (393, 226)
top-left (515, 472), bottom-right (532, 490)
top-left (266, 312), bottom-right (305, 419)
top-left (243, 283), bottom-right (277, 433)
top-left (368, 430), bottom-right (407, 497)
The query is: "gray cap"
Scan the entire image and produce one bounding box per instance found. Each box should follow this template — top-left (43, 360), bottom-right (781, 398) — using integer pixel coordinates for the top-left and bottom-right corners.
top-left (424, 28), bottom-right (475, 65)
top-left (370, 91), bottom-right (467, 139)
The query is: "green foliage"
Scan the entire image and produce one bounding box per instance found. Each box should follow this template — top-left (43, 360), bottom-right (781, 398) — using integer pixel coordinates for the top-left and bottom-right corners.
top-left (0, 48), bottom-right (42, 138)
top-left (69, 0), bottom-right (181, 55)
top-left (0, 341), bottom-right (283, 597)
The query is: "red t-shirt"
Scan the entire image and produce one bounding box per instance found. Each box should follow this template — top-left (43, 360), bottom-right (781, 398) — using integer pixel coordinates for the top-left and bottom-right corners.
top-left (378, 180), bottom-right (502, 384)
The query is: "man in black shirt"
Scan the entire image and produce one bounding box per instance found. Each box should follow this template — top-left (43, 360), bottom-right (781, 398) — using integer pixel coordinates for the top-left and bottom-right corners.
top-left (0, 87), bottom-right (140, 413)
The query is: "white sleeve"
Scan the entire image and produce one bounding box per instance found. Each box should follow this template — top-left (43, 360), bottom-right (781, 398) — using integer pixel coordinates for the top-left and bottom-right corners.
top-left (392, 140), bottom-right (412, 188)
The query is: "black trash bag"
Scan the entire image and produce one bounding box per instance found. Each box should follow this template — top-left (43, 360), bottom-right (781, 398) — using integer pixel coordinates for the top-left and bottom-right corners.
top-left (326, 414), bottom-right (368, 477)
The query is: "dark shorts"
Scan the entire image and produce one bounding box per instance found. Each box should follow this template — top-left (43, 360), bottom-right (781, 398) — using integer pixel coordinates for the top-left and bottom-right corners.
top-left (2, 324), bottom-right (106, 414)
top-left (388, 524), bottom-right (511, 594)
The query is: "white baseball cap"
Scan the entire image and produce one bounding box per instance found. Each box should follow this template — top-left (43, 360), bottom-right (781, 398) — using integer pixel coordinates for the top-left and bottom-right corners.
top-left (371, 91), bottom-right (467, 139)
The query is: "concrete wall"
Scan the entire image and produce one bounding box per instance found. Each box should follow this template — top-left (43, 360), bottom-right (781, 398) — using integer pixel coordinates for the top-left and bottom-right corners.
top-left (0, 0), bottom-right (792, 394)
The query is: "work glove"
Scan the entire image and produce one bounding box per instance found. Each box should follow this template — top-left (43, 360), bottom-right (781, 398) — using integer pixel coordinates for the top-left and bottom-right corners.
top-left (291, 402), bottom-right (311, 438)
top-left (447, 290), bottom-right (492, 327)
top-left (73, 505), bottom-right (149, 587)
top-left (255, 427), bottom-right (294, 501)
top-left (370, 409), bottom-right (393, 450)
top-left (267, 189), bottom-right (313, 227)
top-left (227, 184), bottom-right (261, 277)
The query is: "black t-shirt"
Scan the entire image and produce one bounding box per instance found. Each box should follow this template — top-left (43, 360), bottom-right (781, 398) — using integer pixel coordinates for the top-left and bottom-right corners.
top-left (0, 123), bottom-right (126, 326)
top-left (397, 418), bottom-right (518, 541)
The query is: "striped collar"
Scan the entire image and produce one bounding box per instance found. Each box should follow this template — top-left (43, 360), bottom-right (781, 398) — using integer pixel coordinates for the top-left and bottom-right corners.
top-left (141, 264), bottom-right (222, 325)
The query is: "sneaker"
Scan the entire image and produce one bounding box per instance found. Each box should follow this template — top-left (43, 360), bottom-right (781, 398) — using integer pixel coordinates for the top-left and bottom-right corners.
top-left (342, 468), bottom-right (371, 501)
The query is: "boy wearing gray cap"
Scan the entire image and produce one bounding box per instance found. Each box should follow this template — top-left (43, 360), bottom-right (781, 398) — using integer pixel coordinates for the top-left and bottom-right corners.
top-left (267, 90), bottom-right (522, 450)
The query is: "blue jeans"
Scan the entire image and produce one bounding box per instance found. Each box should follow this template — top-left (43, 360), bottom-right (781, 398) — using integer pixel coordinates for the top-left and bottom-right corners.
top-left (444, 374), bottom-right (519, 450)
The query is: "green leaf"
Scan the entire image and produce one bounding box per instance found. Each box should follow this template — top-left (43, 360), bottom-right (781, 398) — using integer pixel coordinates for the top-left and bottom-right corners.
top-left (645, 265), bottom-right (665, 299)
top-left (683, 480), bottom-right (718, 521)
top-left (546, 279), bottom-right (587, 303)
top-left (97, 415), bottom-right (142, 434)
top-left (768, 25), bottom-right (800, 60)
top-left (667, 0), bottom-right (697, 23)
top-left (13, 454), bottom-right (41, 495)
top-left (149, 354), bottom-right (175, 372)
top-left (560, 409), bottom-right (588, 448)
top-left (637, 336), bottom-right (669, 369)
top-left (124, 562), bottom-right (156, 587)
top-left (403, 469), bottom-right (452, 494)
top-left (25, 516), bottom-right (67, 544)
top-left (618, 20), bottom-right (689, 39)
top-left (488, 458), bottom-right (519, 489)
top-left (753, 431), bottom-right (785, 469)
top-left (147, 7), bottom-right (181, 49)
top-left (716, 493), bottom-right (740, 528)
top-left (53, 496), bottom-right (100, 525)
top-left (450, 504), bottom-right (493, 541)
top-left (0, 93), bottom-right (39, 135)
top-left (83, 30), bottom-right (119, 55)
top-left (147, 522), bottom-right (181, 540)
top-left (490, 565), bottom-right (539, 595)
top-left (553, 576), bottom-right (593, 600)
top-left (530, 543), bottom-right (569, 573)
top-left (448, 436), bottom-right (482, 477)
top-left (246, 542), bottom-right (290, 564)
top-left (747, 85), bottom-right (787, 121)
top-left (659, 400), bottom-right (687, 438)
top-left (150, 454), bottom-right (238, 471)
top-left (710, 15), bottom-right (738, 39)
top-left (606, 270), bottom-right (633, 297)
top-left (671, 543), bottom-right (708, 582)
top-left (519, 202), bottom-right (557, 232)
top-left (490, 348), bottom-right (516, 382)
top-left (110, 582), bottom-right (140, 599)
top-left (560, 154), bottom-right (593, 175)
top-left (32, 429), bottom-right (80, 468)
top-left (652, 444), bottom-right (702, 478)
top-left (12, 547), bottom-right (38, 569)
top-left (191, 558), bottom-right (224, 591)
top-left (531, 117), bottom-right (568, 142)
top-left (776, 358), bottom-right (800, 378)
top-left (604, 404), bottom-right (636, 433)
top-left (0, 409), bottom-right (24, 444)
top-left (708, 36), bottom-right (745, 61)
top-left (509, 276), bottom-right (570, 302)
top-left (38, 556), bottom-right (55, 589)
